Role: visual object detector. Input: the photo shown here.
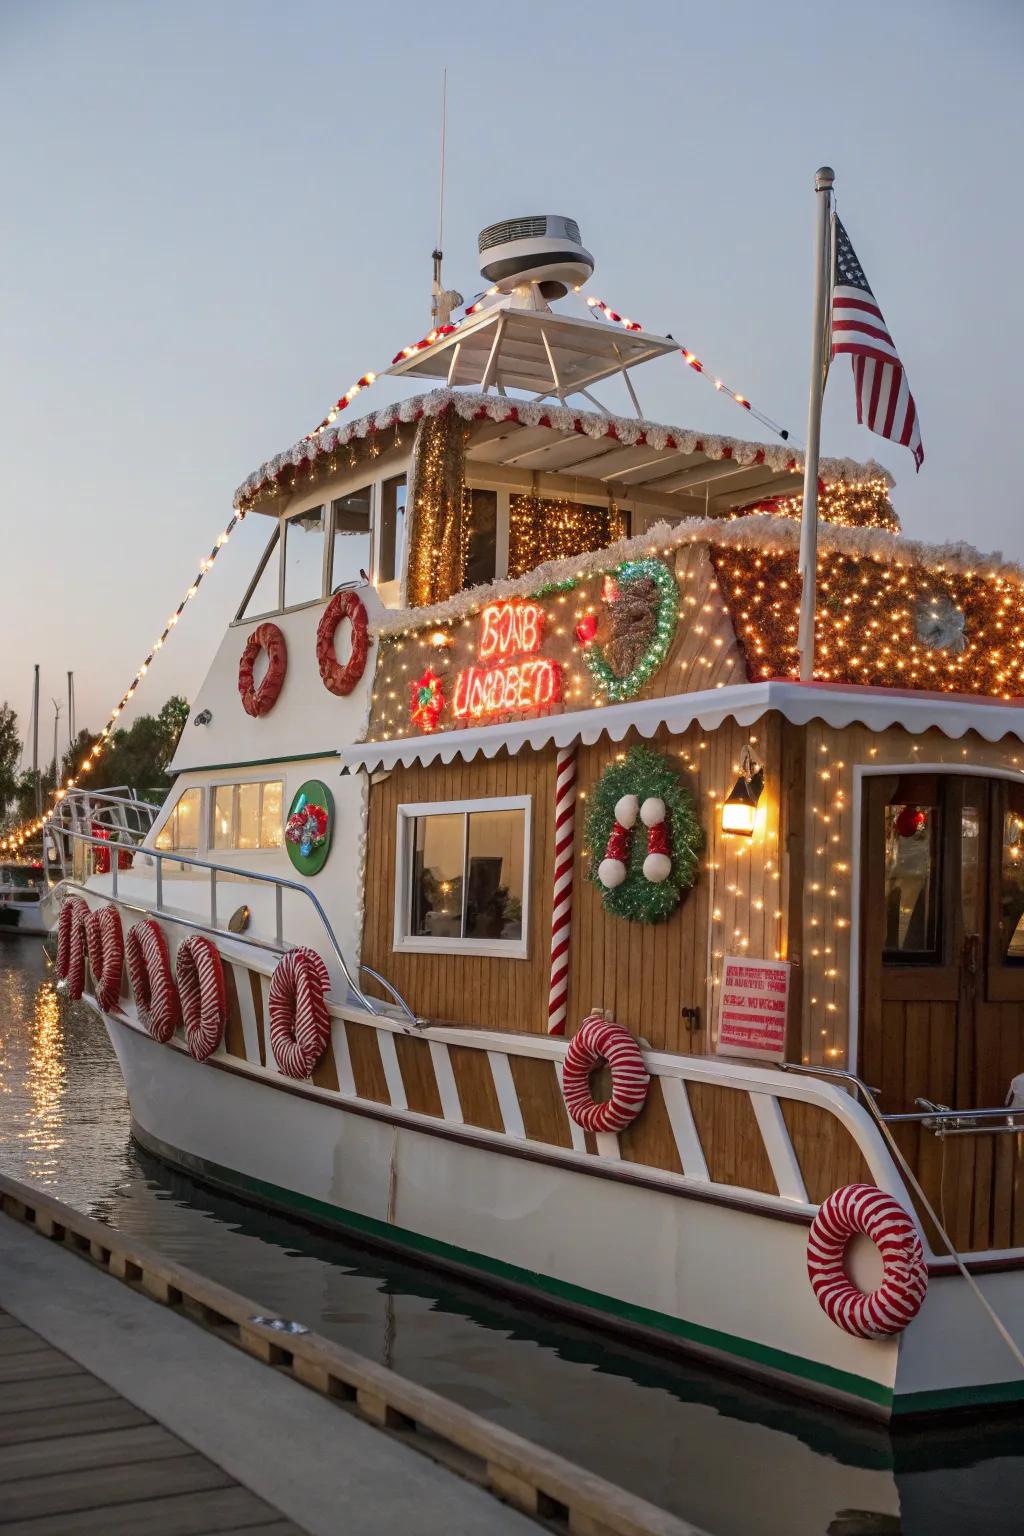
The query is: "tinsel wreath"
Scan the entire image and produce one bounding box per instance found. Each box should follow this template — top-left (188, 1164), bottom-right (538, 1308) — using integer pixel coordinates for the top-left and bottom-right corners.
top-left (507, 494), bottom-right (626, 579)
top-left (406, 410), bottom-right (469, 606)
top-left (585, 745), bottom-right (702, 923)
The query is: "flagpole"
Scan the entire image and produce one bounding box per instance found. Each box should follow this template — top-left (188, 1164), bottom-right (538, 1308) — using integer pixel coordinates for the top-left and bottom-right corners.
top-left (797, 165), bottom-right (835, 683)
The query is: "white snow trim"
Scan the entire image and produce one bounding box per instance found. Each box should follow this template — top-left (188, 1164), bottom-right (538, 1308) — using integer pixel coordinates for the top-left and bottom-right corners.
top-left (233, 388), bottom-right (891, 507)
top-left (372, 513), bottom-right (1024, 638)
top-left (342, 683), bottom-right (1024, 773)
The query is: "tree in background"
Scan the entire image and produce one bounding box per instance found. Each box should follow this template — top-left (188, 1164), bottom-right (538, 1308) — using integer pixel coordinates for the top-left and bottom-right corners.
top-left (0, 704), bottom-right (22, 819)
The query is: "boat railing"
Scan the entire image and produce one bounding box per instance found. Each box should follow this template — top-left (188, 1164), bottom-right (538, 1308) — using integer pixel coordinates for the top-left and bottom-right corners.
top-left (782, 1063), bottom-right (1024, 1138)
top-left (44, 787), bottom-right (161, 885)
top-left (55, 824), bottom-right (419, 1026)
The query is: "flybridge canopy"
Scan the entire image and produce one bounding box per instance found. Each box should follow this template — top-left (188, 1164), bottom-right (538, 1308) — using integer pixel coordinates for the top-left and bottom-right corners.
top-left (387, 305), bottom-right (678, 408)
top-left (234, 390), bottom-right (890, 515)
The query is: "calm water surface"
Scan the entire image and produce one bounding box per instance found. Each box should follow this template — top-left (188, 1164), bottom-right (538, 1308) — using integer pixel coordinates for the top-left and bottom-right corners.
top-left (1, 939), bottom-right (1021, 1535)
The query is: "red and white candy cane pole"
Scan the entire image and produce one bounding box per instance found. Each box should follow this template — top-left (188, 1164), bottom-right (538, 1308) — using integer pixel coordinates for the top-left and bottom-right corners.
top-left (547, 745), bottom-right (578, 1036)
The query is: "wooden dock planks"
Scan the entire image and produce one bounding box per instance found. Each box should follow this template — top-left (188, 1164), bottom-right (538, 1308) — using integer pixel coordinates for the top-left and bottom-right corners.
top-left (0, 1308), bottom-right (306, 1536)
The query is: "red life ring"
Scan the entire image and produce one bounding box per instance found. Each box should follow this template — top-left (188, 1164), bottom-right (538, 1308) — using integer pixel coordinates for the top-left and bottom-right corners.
top-left (126, 919), bottom-right (181, 1042)
top-left (316, 591), bottom-right (369, 697)
top-left (176, 935), bottom-right (227, 1061)
top-left (238, 622), bottom-right (287, 717)
top-left (561, 1013), bottom-right (651, 1133)
top-left (268, 947), bottom-right (331, 1078)
top-left (807, 1183), bottom-right (928, 1338)
top-left (56, 897), bottom-right (89, 1001)
top-left (86, 905), bottom-right (124, 1012)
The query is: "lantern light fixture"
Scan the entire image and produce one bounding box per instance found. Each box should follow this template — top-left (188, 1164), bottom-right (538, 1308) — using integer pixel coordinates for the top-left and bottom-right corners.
top-left (721, 746), bottom-right (764, 838)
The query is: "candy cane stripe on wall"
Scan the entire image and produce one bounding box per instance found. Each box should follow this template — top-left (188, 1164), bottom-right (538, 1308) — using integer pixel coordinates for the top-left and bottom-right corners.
top-left (547, 745), bottom-right (577, 1036)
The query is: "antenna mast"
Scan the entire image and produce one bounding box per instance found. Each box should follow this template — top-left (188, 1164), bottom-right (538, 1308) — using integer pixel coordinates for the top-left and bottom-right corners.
top-left (430, 70), bottom-right (462, 328)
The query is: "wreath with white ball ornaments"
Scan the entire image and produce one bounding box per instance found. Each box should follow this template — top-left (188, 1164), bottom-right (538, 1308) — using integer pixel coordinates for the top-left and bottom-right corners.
top-left (585, 745), bottom-right (702, 923)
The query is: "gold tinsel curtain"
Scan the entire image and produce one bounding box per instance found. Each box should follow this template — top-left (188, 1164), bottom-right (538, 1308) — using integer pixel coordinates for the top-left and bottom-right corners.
top-left (507, 494), bottom-right (626, 579)
top-left (406, 411), bottom-right (469, 606)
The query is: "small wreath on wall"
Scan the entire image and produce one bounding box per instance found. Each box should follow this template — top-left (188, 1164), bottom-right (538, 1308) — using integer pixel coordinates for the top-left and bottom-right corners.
top-left (285, 780), bottom-right (334, 876)
top-left (317, 590), bottom-right (370, 696)
top-left (238, 622), bottom-right (287, 717)
top-left (579, 559), bottom-right (679, 702)
top-left (584, 745), bottom-right (702, 923)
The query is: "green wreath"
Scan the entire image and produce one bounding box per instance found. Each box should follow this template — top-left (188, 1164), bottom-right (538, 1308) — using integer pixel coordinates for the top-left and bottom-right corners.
top-left (582, 559), bottom-right (679, 701)
top-left (585, 745), bottom-right (703, 923)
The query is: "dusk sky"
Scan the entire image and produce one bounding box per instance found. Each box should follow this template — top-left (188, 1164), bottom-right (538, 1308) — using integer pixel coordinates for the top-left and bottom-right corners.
top-left (2, 0), bottom-right (1021, 758)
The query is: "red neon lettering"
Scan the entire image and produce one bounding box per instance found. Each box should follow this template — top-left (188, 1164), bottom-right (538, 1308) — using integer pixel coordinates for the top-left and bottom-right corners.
top-left (478, 601), bottom-right (544, 662)
top-left (452, 658), bottom-right (562, 720)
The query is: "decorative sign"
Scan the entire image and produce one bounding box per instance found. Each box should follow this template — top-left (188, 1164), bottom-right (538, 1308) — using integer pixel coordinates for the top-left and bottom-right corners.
top-left (716, 956), bottom-right (791, 1062)
top-left (479, 600), bottom-right (544, 661)
top-left (449, 600), bottom-right (562, 725)
top-left (285, 780), bottom-right (334, 877)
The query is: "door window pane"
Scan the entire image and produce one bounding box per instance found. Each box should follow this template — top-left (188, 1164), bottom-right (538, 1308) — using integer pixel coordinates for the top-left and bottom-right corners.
top-left (331, 488), bottom-right (372, 590)
top-left (464, 488), bottom-right (498, 587)
top-left (236, 783), bottom-right (260, 850)
top-left (1000, 785), bottom-right (1024, 961)
top-left (283, 507), bottom-right (326, 607)
top-left (883, 803), bottom-right (941, 958)
top-left (410, 814), bottom-right (464, 938)
top-left (261, 781), bottom-right (283, 848)
top-left (212, 786), bottom-right (234, 850)
top-left (239, 526), bottom-right (280, 619)
top-left (961, 803), bottom-right (982, 939)
top-left (465, 810), bottom-right (524, 941)
top-left (379, 475), bottom-right (407, 585)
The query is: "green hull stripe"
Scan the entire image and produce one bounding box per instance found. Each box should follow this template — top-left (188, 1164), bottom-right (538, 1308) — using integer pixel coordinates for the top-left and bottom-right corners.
top-left (137, 1125), bottom-right (893, 1411)
top-left (892, 1378), bottom-right (1024, 1416)
top-left (171, 750), bottom-right (339, 778)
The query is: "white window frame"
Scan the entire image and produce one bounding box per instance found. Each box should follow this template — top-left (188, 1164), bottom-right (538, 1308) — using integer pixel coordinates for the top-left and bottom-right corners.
top-left (393, 794), bottom-right (532, 960)
top-left (209, 777), bottom-right (285, 854)
top-left (154, 785), bottom-right (205, 853)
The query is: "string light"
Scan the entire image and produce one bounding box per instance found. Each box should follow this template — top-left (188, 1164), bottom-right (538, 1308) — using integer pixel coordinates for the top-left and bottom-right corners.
top-left (584, 293), bottom-right (790, 441)
top-left (0, 509), bottom-right (246, 852)
top-left (734, 478), bottom-right (899, 534)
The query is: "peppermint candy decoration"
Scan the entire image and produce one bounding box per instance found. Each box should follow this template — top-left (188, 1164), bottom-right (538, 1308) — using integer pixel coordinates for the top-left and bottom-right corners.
top-left (807, 1184), bottom-right (928, 1339)
top-left (175, 934), bottom-right (227, 1062)
top-left (126, 919), bottom-right (181, 1043)
top-left (269, 947), bottom-right (332, 1079)
top-left (561, 1013), bottom-right (651, 1134)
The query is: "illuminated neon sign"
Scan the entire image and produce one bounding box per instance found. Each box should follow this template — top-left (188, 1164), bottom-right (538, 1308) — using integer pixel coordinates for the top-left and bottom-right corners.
top-left (452, 658), bottom-right (562, 720)
top-left (478, 601), bottom-right (544, 661)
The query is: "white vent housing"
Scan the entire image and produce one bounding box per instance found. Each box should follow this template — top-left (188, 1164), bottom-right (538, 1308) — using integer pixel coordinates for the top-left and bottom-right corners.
top-left (478, 215), bottom-right (594, 299)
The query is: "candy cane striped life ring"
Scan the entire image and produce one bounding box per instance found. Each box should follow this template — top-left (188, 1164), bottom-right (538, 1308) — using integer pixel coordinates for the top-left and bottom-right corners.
top-left (126, 920), bottom-right (181, 1042)
top-left (175, 935), bottom-right (227, 1062)
top-left (316, 591), bottom-right (369, 697)
top-left (238, 622), bottom-right (287, 718)
top-left (86, 905), bottom-right (124, 1012)
top-left (561, 1013), bottom-right (651, 1133)
top-left (269, 947), bottom-right (331, 1078)
top-left (807, 1183), bottom-right (928, 1338)
top-left (56, 897), bottom-right (90, 1001)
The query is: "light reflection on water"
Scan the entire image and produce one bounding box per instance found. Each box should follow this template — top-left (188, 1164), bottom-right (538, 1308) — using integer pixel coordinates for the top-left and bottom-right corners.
top-left (0, 938), bottom-right (1021, 1535)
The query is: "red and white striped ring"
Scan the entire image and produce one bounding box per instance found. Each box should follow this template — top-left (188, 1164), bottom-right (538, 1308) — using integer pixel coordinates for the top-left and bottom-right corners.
top-left (561, 1013), bottom-right (650, 1134)
top-left (268, 947), bottom-right (331, 1079)
top-left (56, 897), bottom-right (90, 1001)
top-left (85, 904), bottom-right (124, 1012)
top-left (175, 935), bottom-right (227, 1062)
top-left (807, 1183), bottom-right (928, 1339)
top-left (126, 920), bottom-right (181, 1042)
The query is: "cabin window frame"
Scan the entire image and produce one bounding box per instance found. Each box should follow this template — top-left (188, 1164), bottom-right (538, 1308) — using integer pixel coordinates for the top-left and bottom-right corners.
top-left (209, 776), bottom-right (285, 853)
top-left (393, 793), bottom-right (532, 960)
top-left (153, 786), bottom-right (205, 853)
top-left (234, 524), bottom-right (282, 624)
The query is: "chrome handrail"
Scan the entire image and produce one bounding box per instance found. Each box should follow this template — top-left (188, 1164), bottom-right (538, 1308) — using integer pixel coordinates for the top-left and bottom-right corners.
top-left (54, 825), bottom-right (419, 1026)
top-left (782, 1062), bottom-right (1024, 1136)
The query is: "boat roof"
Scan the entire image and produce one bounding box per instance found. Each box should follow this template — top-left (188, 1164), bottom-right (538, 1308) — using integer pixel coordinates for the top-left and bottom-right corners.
top-left (233, 388), bottom-right (893, 516)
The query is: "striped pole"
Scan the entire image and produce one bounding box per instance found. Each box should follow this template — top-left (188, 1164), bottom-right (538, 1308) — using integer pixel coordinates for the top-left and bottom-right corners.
top-left (547, 745), bottom-right (578, 1036)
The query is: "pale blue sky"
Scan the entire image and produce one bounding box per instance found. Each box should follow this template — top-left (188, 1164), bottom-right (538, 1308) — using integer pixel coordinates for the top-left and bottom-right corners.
top-left (1, 0), bottom-right (1021, 754)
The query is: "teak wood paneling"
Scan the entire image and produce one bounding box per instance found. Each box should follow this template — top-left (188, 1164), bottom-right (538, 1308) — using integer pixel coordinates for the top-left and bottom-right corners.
top-left (394, 1034), bottom-right (444, 1118)
top-left (617, 1078), bottom-right (684, 1174)
top-left (507, 1054), bottom-right (574, 1148)
top-left (780, 1099), bottom-right (871, 1205)
top-left (687, 1082), bottom-right (778, 1195)
top-left (448, 1044), bottom-right (504, 1131)
top-left (248, 971), bottom-right (266, 1066)
top-left (344, 1020), bottom-right (389, 1103)
top-left (221, 965), bottom-right (247, 1060)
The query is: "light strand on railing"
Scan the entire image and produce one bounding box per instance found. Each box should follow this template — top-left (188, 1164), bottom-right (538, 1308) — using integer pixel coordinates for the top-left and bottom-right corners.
top-left (584, 294), bottom-right (791, 442)
top-left (305, 322), bottom-right (464, 442)
top-left (0, 509), bottom-right (247, 852)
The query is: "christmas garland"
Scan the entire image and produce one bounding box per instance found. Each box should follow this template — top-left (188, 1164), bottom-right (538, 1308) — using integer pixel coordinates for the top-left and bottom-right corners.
top-left (584, 745), bottom-right (702, 923)
top-left (581, 559), bottom-right (679, 702)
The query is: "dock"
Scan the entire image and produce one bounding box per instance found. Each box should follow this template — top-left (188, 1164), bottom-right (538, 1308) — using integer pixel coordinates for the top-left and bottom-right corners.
top-left (0, 1173), bottom-right (703, 1536)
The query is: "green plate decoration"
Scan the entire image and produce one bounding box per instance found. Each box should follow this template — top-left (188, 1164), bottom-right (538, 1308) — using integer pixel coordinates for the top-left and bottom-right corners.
top-left (581, 558), bottom-right (679, 702)
top-left (585, 745), bottom-right (702, 923)
top-left (285, 779), bottom-right (334, 877)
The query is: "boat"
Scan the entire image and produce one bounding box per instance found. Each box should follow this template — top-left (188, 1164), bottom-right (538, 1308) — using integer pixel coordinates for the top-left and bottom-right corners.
top-left (46, 211), bottom-right (1024, 1421)
top-left (0, 860), bottom-right (48, 937)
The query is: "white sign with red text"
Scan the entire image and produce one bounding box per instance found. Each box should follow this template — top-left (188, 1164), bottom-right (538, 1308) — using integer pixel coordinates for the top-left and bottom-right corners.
top-left (716, 956), bottom-right (791, 1062)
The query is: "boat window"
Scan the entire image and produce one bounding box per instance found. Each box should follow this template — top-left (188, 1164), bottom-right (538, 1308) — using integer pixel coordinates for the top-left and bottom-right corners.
top-left (283, 507), bottom-right (327, 608)
top-left (155, 787), bottom-right (202, 852)
top-left (464, 489), bottom-right (498, 587)
top-left (396, 796), bottom-right (529, 955)
top-left (330, 487), bottom-right (372, 591)
top-left (238, 526), bottom-right (281, 620)
top-left (999, 783), bottom-right (1024, 962)
top-left (211, 781), bottom-right (284, 851)
top-left (883, 788), bottom-right (941, 960)
top-left (379, 475), bottom-right (407, 585)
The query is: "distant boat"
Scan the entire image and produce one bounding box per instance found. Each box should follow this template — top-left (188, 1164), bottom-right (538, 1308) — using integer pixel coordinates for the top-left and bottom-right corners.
top-left (0, 860), bottom-right (48, 937)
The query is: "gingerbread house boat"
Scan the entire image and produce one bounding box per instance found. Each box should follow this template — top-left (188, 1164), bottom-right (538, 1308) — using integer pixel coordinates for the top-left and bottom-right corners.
top-left (48, 214), bottom-right (1024, 1418)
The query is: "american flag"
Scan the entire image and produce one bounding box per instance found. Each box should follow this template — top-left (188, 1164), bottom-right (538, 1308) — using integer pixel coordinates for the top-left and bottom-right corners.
top-left (831, 218), bottom-right (923, 471)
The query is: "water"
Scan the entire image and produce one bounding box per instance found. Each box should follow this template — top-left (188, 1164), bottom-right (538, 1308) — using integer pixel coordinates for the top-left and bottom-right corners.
top-left (1, 939), bottom-right (1020, 1535)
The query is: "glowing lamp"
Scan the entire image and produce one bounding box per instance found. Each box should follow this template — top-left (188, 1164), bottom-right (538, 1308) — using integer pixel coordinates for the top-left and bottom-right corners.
top-left (721, 766), bottom-right (764, 837)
